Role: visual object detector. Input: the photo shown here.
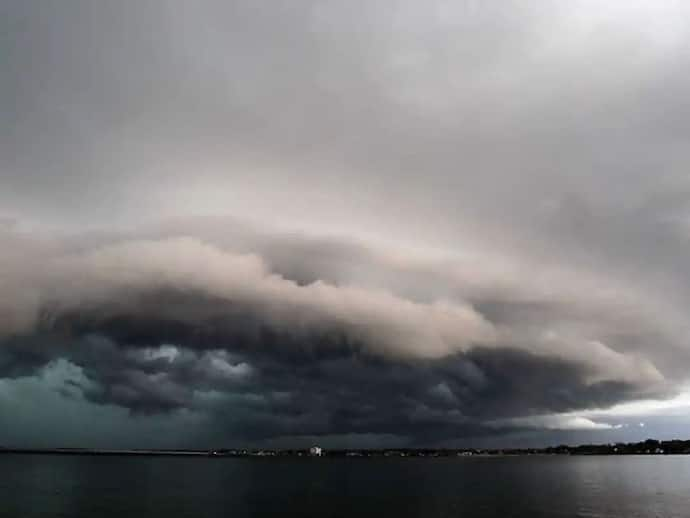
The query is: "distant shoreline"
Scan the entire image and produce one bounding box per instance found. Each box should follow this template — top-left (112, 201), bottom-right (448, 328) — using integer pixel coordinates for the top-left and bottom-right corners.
top-left (2, 439), bottom-right (689, 458)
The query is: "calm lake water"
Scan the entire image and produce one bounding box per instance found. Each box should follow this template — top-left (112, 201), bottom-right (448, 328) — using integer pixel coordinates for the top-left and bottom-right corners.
top-left (1, 454), bottom-right (689, 517)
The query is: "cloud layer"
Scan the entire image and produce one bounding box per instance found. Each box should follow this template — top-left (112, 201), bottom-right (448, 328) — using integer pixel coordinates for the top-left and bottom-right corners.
top-left (3, 0), bottom-right (690, 446)
top-left (0, 221), bottom-right (675, 444)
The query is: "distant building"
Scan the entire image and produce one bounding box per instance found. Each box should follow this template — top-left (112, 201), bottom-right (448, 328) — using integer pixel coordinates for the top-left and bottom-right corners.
top-left (309, 446), bottom-right (323, 456)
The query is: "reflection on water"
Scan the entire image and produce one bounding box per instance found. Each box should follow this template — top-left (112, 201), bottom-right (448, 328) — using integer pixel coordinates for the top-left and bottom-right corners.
top-left (1, 454), bottom-right (690, 517)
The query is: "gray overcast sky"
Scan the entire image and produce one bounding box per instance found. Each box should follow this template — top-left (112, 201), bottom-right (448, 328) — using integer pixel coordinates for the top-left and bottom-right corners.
top-left (2, 0), bottom-right (690, 448)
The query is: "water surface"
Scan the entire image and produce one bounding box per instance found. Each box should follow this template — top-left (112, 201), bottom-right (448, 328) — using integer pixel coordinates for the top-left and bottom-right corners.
top-left (1, 454), bottom-right (688, 517)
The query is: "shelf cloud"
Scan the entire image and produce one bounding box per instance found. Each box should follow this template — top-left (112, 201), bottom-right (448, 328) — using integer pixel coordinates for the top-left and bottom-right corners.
top-left (0, 222), bottom-right (675, 444)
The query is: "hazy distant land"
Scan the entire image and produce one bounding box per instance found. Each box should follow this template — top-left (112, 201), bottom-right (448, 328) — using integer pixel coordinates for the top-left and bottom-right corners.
top-left (2, 439), bottom-right (688, 458)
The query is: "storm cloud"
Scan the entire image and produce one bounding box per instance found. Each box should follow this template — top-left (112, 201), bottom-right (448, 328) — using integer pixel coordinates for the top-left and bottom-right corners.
top-left (0, 222), bottom-right (674, 444)
top-left (2, 0), bottom-right (690, 446)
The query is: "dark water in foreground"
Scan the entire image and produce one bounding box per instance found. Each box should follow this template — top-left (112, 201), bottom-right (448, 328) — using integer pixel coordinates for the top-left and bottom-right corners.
top-left (1, 454), bottom-right (689, 518)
